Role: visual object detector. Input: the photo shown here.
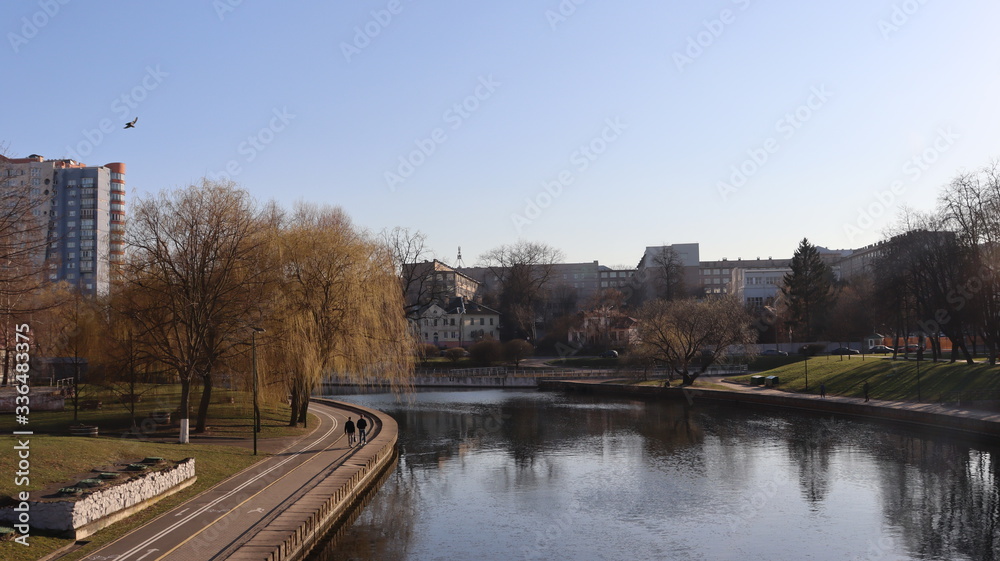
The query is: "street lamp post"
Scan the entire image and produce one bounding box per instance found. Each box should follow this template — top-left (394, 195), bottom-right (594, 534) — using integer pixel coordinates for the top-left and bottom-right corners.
top-left (804, 354), bottom-right (809, 392)
top-left (251, 327), bottom-right (265, 455)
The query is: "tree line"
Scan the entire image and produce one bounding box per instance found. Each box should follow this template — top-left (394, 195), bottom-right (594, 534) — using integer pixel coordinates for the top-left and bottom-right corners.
top-left (0, 176), bottom-right (414, 443)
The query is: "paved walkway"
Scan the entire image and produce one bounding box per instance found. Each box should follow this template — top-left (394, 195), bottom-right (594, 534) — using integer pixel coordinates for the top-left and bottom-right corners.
top-left (77, 400), bottom-right (392, 561)
top-left (702, 374), bottom-right (1000, 422)
top-left (551, 375), bottom-right (1000, 436)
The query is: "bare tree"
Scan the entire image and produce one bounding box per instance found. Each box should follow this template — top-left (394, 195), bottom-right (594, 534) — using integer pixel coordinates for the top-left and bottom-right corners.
top-left (379, 226), bottom-right (436, 317)
top-left (122, 179), bottom-right (269, 443)
top-left (477, 241), bottom-right (563, 341)
top-left (0, 152), bottom-right (58, 385)
top-left (939, 161), bottom-right (1000, 363)
top-left (650, 245), bottom-right (688, 301)
top-left (635, 296), bottom-right (757, 385)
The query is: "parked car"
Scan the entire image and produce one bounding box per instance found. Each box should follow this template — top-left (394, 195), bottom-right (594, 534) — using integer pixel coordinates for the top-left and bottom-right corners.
top-left (895, 344), bottom-right (923, 353)
top-left (600, 350), bottom-right (619, 358)
top-left (867, 345), bottom-right (893, 354)
top-left (831, 347), bottom-right (860, 355)
top-left (761, 349), bottom-right (789, 356)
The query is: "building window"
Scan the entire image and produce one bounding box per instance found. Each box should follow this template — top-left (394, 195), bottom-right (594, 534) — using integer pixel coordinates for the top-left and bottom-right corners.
top-left (450, 318), bottom-right (455, 326)
top-left (489, 318), bottom-right (494, 325)
top-left (480, 318), bottom-right (484, 326)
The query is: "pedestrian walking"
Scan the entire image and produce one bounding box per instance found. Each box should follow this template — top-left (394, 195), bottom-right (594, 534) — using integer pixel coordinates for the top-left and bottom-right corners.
top-left (819, 382), bottom-right (826, 399)
top-left (356, 415), bottom-right (368, 445)
top-left (345, 416), bottom-right (356, 446)
top-left (863, 381), bottom-right (870, 402)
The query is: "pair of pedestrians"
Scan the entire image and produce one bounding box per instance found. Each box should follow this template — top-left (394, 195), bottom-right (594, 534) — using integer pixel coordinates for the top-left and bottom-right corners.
top-left (343, 415), bottom-right (369, 446)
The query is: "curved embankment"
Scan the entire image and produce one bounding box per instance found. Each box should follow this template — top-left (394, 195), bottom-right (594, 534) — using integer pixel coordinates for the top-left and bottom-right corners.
top-left (540, 380), bottom-right (1000, 440)
top-left (259, 398), bottom-right (397, 561)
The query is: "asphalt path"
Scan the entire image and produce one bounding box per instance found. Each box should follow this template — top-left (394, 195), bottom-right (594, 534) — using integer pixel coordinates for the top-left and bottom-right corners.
top-left (79, 401), bottom-right (366, 561)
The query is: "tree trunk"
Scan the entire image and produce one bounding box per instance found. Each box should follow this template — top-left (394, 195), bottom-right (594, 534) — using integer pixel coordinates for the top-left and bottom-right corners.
top-left (289, 386), bottom-right (300, 427)
top-left (196, 371), bottom-right (212, 433)
top-left (2, 347), bottom-right (9, 386)
top-left (680, 370), bottom-right (696, 386)
top-left (297, 378), bottom-right (309, 426)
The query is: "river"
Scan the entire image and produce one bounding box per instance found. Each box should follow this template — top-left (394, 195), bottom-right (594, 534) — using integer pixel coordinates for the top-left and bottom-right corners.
top-left (308, 388), bottom-right (999, 560)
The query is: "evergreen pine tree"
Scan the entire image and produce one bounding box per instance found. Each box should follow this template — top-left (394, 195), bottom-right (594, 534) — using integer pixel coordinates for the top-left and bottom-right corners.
top-left (781, 238), bottom-right (835, 341)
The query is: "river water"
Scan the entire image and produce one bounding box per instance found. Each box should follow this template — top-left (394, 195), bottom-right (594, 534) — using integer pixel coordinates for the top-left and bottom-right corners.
top-left (308, 388), bottom-right (999, 560)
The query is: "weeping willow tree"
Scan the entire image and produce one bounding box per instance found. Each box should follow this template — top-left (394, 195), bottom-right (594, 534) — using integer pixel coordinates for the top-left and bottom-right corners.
top-left (266, 204), bottom-right (413, 427)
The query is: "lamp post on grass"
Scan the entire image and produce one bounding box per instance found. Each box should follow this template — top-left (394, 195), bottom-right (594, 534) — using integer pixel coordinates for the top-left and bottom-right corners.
top-left (251, 327), bottom-right (265, 455)
top-left (804, 354), bottom-right (809, 392)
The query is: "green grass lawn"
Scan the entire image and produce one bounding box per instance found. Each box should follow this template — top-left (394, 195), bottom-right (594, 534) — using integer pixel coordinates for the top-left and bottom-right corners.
top-left (0, 384), bottom-right (319, 561)
top-left (0, 436), bottom-right (262, 561)
top-left (11, 383), bottom-right (312, 440)
top-left (728, 355), bottom-right (1000, 401)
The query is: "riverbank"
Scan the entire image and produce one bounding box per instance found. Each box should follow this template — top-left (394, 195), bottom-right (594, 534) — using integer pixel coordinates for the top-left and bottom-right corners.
top-left (540, 378), bottom-right (1000, 442)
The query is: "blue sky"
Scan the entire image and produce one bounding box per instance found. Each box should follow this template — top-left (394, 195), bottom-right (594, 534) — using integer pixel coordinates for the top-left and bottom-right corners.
top-left (3, 0), bottom-right (999, 267)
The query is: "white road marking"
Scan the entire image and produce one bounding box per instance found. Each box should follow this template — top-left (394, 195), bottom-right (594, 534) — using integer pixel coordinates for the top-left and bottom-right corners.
top-left (101, 406), bottom-right (341, 561)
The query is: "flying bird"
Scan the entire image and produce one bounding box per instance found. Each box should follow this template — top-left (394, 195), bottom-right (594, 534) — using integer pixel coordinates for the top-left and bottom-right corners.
top-left (124, 117), bottom-right (138, 129)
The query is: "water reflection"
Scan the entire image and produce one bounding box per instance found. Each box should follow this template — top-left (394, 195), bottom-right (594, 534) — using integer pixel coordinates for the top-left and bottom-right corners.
top-left (310, 389), bottom-right (1000, 560)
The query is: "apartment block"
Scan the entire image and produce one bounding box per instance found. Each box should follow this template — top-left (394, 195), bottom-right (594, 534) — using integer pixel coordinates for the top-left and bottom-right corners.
top-left (1, 154), bottom-right (125, 295)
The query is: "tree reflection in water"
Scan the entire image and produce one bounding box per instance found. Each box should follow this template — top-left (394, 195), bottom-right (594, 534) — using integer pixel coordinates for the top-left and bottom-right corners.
top-left (311, 390), bottom-right (1000, 560)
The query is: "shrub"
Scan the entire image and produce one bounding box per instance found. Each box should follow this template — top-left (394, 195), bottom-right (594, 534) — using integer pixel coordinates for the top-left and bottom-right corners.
top-left (503, 340), bottom-right (534, 366)
top-left (443, 347), bottom-right (468, 362)
top-left (469, 339), bottom-right (503, 366)
top-left (416, 343), bottom-right (440, 364)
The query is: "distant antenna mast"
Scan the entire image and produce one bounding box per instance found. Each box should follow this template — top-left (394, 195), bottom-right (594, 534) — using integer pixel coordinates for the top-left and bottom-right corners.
top-left (456, 246), bottom-right (465, 267)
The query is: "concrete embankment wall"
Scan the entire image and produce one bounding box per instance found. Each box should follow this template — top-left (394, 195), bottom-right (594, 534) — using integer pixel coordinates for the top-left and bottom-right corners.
top-left (541, 380), bottom-right (1000, 440)
top-left (0, 458), bottom-right (196, 539)
top-left (262, 399), bottom-right (397, 561)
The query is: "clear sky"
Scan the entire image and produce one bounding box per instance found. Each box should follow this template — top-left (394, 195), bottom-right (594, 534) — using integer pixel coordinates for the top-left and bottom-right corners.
top-left (3, 0), bottom-right (999, 267)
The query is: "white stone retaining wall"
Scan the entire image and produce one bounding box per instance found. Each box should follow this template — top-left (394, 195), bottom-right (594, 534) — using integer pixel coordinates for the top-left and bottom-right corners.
top-left (0, 458), bottom-right (195, 537)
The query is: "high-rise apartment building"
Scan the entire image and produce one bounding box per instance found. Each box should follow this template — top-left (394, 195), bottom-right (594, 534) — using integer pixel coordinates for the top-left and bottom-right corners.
top-left (0, 154), bottom-right (125, 296)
